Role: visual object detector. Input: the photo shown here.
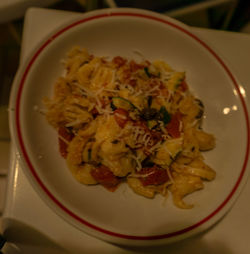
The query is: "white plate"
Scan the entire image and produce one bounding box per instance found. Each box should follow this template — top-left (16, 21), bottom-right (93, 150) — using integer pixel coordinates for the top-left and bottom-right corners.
top-left (9, 8), bottom-right (250, 246)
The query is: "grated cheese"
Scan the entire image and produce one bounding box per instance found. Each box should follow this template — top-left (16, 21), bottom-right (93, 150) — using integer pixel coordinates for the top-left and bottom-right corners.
top-left (65, 119), bottom-right (84, 127)
top-left (94, 86), bottom-right (105, 96)
top-left (58, 134), bottom-right (70, 144)
top-left (143, 134), bottom-right (151, 147)
top-left (133, 90), bottom-right (143, 97)
top-left (129, 154), bottom-right (142, 171)
top-left (148, 141), bottom-right (162, 153)
top-left (129, 171), bottom-right (155, 178)
top-left (166, 167), bottom-right (174, 183)
top-left (43, 48), bottom-right (215, 208)
top-left (145, 85), bottom-right (160, 96)
top-left (114, 112), bottom-right (127, 120)
top-left (179, 120), bottom-right (183, 132)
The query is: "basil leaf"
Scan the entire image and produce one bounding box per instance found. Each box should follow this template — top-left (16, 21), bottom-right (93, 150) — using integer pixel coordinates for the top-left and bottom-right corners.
top-left (159, 106), bottom-right (171, 125)
top-left (144, 67), bottom-right (151, 78)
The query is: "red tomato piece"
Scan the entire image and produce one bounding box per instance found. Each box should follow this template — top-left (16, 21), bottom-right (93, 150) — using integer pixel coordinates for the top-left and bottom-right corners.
top-left (112, 56), bottom-right (127, 67)
top-left (129, 79), bottom-right (137, 87)
top-left (129, 60), bottom-right (145, 72)
top-left (58, 139), bottom-right (68, 158)
top-left (166, 112), bottom-right (182, 138)
top-left (114, 108), bottom-right (129, 128)
top-left (179, 80), bottom-right (188, 92)
top-left (139, 165), bottom-right (169, 186)
top-left (91, 165), bottom-right (121, 191)
top-left (58, 127), bottom-right (74, 158)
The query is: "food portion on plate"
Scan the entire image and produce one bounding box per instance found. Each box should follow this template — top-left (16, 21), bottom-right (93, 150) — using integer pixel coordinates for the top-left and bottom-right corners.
top-left (44, 46), bottom-right (216, 209)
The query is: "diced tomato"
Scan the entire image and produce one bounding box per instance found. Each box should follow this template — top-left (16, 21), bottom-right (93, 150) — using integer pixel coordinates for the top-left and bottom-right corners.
top-left (114, 108), bottom-right (129, 128)
top-left (129, 79), bottom-right (137, 87)
top-left (123, 68), bottom-right (132, 81)
top-left (129, 60), bottom-right (145, 72)
top-left (138, 165), bottom-right (169, 186)
top-left (157, 81), bottom-right (170, 97)
top-left (91, 165), bottom-right (121, 191)
top-left (112, 56), bottom-right (127, 67)
top-left (179, 80), bottom-right (188, 92)
top-left (166, 112), bottom-right (182, 138)
top-left (58, 126), bottom-right (74, 158)
top-left (58, 139), bottom-right (68, 158)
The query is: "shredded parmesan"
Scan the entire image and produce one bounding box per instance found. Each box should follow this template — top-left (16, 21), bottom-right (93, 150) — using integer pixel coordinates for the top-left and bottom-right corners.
top-left (148, 141), bottom-right (162, 153)
top-left (129, 171), bottom-right (155, 178)
top-left (129, 154), bottom-right (142, 171)
top-left (145, 85), bottom-right (160, 96)
top-left (58, 134), bottom-right (70, 144)
top-left (166, 167), bottom-right (174, 183)
top-left (133, 90), bottom-right (143, 97)
top-left (94, 86), bottom-right (105, 96)
top-left (65, 119), bottom-right (84, 127)
top-left (179, 120), bottom-right (183, 132)
top-left (43, 47), bottom-right (216, 209)
top-left (114, 112), bottom-right (127, 120)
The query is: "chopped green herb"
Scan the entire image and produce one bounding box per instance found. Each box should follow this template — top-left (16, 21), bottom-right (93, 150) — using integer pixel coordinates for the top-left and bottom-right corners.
top-left (159, 106), bottom-right (171, 125)
top-left (110, 101), bottom-right (116, 111)
top-left (112, 97), bottom-right (135, 111)
top-left (144, 67), bottom-right (151, 78)
top-left (141, 158), bottom-right (155, 168)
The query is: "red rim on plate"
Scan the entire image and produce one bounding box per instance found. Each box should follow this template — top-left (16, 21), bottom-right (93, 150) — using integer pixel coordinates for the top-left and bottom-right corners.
top-left (15, 11), bottom-right (250, 241)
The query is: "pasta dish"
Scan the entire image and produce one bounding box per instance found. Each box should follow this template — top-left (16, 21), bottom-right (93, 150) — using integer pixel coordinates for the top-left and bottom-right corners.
top-left (44, 47), bottom-right (216, 209)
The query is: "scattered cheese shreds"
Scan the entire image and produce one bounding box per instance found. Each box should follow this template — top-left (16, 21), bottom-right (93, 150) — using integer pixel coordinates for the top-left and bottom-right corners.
top-left (43, 47), bottom-right (216, 209)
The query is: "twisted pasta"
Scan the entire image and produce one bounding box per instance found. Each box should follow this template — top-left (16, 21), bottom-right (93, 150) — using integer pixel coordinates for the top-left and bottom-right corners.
top-left (44, 47), bottom-right (216, 209)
